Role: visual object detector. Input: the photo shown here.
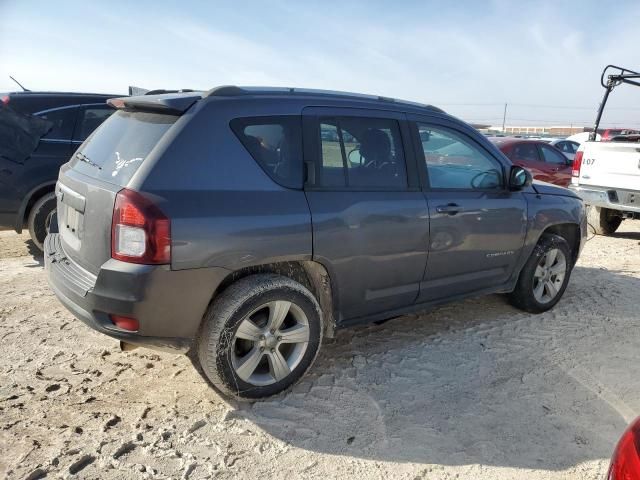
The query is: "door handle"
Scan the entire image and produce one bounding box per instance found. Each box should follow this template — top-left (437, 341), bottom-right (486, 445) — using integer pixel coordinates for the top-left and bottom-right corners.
top-left (436, 203), bottom-right (463, 215)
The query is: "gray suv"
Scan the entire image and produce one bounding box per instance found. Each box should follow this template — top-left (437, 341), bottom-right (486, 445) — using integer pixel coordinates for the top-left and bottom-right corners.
top-left (45, 87), bottom-right (587, 399)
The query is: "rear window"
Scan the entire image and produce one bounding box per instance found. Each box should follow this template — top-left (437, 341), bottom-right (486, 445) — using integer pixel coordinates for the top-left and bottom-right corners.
top-left (71, 110), bottom-right (177, 185)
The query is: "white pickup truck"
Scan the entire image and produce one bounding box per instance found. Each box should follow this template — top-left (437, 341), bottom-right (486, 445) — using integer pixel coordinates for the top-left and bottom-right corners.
top-left (568, 65), bottom-right (640, 235)
top-left (570, 142), bottom-right (640, 234)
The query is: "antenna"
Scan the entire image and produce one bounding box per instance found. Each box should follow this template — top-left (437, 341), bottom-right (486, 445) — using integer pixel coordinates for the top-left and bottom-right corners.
top-left (9, 75), bottom-right (29, 92)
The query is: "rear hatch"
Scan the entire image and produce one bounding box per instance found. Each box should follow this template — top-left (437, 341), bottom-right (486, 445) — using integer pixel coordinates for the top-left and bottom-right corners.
top-left (578, 141), bottom-right (640, 191)
top-left (56, 108), bottom-right (180, 275)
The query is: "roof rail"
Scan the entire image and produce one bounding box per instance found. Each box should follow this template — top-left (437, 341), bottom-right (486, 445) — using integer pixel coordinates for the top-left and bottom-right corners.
top-left (203, 85), bottom-right (443, 112)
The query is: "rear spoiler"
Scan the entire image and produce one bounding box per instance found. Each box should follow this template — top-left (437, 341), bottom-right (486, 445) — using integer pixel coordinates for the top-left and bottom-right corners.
top-left (107, 92), bottom-right (202, 115)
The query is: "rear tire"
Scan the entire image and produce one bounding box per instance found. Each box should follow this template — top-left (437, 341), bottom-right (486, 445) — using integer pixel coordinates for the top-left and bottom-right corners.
top-left (27, 192), bottom-right (56, 252)
top-left (587, 205), bottom-right (621, 236)
top-left (196, 274), bottom-right (323, 400)
top-left (508, 234), bottom-right (572, 313)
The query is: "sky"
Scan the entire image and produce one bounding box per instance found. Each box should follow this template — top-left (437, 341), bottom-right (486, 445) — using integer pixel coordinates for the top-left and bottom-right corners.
top-left (1, 0), bottom-right (640, 128)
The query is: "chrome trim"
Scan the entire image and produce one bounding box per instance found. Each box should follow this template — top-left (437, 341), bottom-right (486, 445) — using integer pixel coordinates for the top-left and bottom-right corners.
top-left (34, 103), bottom-right (112, 116)
top-left (39, 138), bottom-right (71, 144)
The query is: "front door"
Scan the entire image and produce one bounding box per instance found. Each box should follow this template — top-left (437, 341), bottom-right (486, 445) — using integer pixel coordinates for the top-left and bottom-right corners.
top-left (303, 107), bottom-right (429, 322)
top-left (510, 141), bottom-right (548, 183)
top-left (410, 120), bottom-right (528, 303)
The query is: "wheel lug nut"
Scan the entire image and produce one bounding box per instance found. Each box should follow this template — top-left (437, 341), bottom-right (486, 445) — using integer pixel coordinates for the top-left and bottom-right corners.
top-left (270, 329), bottom-right (275, 334)
top-left (270, 348), bottom-right (275, 353)
top-left (260, 347), bottom-right (264, 352)
top-left (260, 334), bottom-right (265, 340)
top-left (277, 336), bottom-right (282, 341)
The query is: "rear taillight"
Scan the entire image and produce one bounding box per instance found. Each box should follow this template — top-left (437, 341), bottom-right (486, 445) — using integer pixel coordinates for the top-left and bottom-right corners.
top-left (608, 417), bottom-right (640, 480)
top-left (111, 189), bottom-right (170, 264)
top-left (572, 150), bottom-right (583, 178)
top-left (1, 95), bottom-right (9, 106)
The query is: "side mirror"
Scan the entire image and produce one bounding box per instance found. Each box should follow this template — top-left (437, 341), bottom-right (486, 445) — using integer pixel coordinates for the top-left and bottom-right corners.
top-left (509, 165), bottom-right (533, 190)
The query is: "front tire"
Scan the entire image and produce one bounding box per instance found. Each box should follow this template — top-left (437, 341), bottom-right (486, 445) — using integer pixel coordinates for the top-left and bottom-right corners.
top-left (27, 192), bottom-right (56, 252)
top-left (508, 234), bottom-right (573, 313)
top-left (196, 274), bottom-right (323, 400)
top-left (587, 205), bottom-right (621, 236)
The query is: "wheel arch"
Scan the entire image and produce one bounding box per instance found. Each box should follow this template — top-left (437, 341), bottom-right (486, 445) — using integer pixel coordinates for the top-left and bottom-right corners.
top-left (16, 181), bottom-right (57, 233)
top-left (207, 260), bottom-right (338, 338)
top-left (539, 222), bottom-right (581, 266)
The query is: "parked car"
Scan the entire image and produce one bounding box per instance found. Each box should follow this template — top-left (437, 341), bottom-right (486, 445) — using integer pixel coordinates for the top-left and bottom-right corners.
top-left (489, 137), bottom-right (573, 186)
top-left (601, 128), bottom-right (640, 142)
top-left (548, 138), bottom-right (581, 162)
top-left (0, 91), bottom-right (119, 250)
top-left (607, 416), bottom-right (640, 479)
top-left (45, 87), bottom-right (587, 400)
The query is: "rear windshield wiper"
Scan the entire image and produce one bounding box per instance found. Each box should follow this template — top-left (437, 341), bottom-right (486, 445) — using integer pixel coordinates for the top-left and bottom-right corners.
top-left (75, 152), bottom-right (101, 170)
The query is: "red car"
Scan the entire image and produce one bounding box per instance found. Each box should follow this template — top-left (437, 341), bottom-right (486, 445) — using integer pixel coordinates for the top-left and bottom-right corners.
top-left (608, 416), bottom-right (640, 479)
top-left (489, 137), bottom-right (572, 187)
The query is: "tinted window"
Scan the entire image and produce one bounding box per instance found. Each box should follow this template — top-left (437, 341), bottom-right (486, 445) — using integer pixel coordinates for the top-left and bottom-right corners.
top-left (540, 144), bottom-right (567, 164)
top-left (74, 106), bottom-right (115, 142)
top-left (511, 143), bottom-right (540, 162)
top-left (318, 117), bottom-right (407, 189)
top-left (71, 110), bottom-right (177, 186)
top-left (230, 116), bottom-right (302, 189)
top-left (36, 106), bottom-right (78, 141)
top-left (418, 124), bottom-right (502, 190)
top-left (566, 141), bottom-right (579, 153)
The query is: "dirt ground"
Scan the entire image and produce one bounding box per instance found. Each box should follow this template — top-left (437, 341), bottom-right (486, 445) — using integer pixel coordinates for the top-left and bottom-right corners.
top-left (1, 223), bottom-right (639, 480)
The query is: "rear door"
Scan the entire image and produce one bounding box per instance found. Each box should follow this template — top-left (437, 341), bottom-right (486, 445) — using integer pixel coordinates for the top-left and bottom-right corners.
top-left (409, 118), bottom-right (527, 302)
top-left (57, 109), bottom-right (178, 274)
top-left (538, 143), bottom-right (572, 186)
top-left (302, 107), bottom-right (429, 321)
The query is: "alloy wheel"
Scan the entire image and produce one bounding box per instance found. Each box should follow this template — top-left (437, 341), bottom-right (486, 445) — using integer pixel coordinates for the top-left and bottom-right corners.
top-left (231, 301), bottom-right (310, 386)
top-left (532, 248), bottom-right (567, 304)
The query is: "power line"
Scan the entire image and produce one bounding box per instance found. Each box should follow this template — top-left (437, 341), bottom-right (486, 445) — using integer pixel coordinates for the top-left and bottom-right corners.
top-left (437, 102), bottom-right (640, 111)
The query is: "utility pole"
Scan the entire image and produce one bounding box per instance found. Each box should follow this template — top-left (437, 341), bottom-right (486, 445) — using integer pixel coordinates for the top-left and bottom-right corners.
top-left (502, 103), bottom-right (508, 132)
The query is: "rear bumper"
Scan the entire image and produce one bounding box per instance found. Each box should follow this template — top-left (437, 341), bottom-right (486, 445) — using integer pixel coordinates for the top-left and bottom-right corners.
top-left (44, 233), bottom-right (230, 353)
top-left (569, 184), bottom-right (640, 214)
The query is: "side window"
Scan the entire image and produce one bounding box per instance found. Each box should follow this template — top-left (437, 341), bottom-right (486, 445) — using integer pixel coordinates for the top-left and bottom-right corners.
top-left (74, 106), bottom-right (115, 142)
top-left (540, 145), bottom-right (568, 164)
top-left (511, 143), bottom-right (541, 162)
top-left (36, 107), bottom-right (78, 141)
top-left (418, 124), bottom-right (502, 190)
top-left (230, 116), bottom-right (303, 189)
top-left (318, 116), bottom-right (407, 189)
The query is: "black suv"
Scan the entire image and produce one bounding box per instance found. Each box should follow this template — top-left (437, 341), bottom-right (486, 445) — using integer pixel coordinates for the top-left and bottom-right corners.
top-left (0, 91), bottom-right (119, 250)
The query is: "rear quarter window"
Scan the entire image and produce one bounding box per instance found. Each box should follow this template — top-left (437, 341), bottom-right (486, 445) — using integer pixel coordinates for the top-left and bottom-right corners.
top-left (71, 110), bottom-right (177, 186)
top-left (230, 116), bottom-right (303, 189)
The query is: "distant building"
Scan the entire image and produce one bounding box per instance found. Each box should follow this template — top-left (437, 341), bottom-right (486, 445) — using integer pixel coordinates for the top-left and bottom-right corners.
top-left (490, 125), bottom-right (589, 136)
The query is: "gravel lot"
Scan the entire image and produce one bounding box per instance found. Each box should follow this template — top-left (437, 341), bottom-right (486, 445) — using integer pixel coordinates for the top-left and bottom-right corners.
top-left (1, 223), bottom-right (639, 480)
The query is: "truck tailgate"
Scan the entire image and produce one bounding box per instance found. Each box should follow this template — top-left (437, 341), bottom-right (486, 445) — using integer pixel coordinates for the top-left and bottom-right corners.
top-left (579, 142), bottom-right (640, 191)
